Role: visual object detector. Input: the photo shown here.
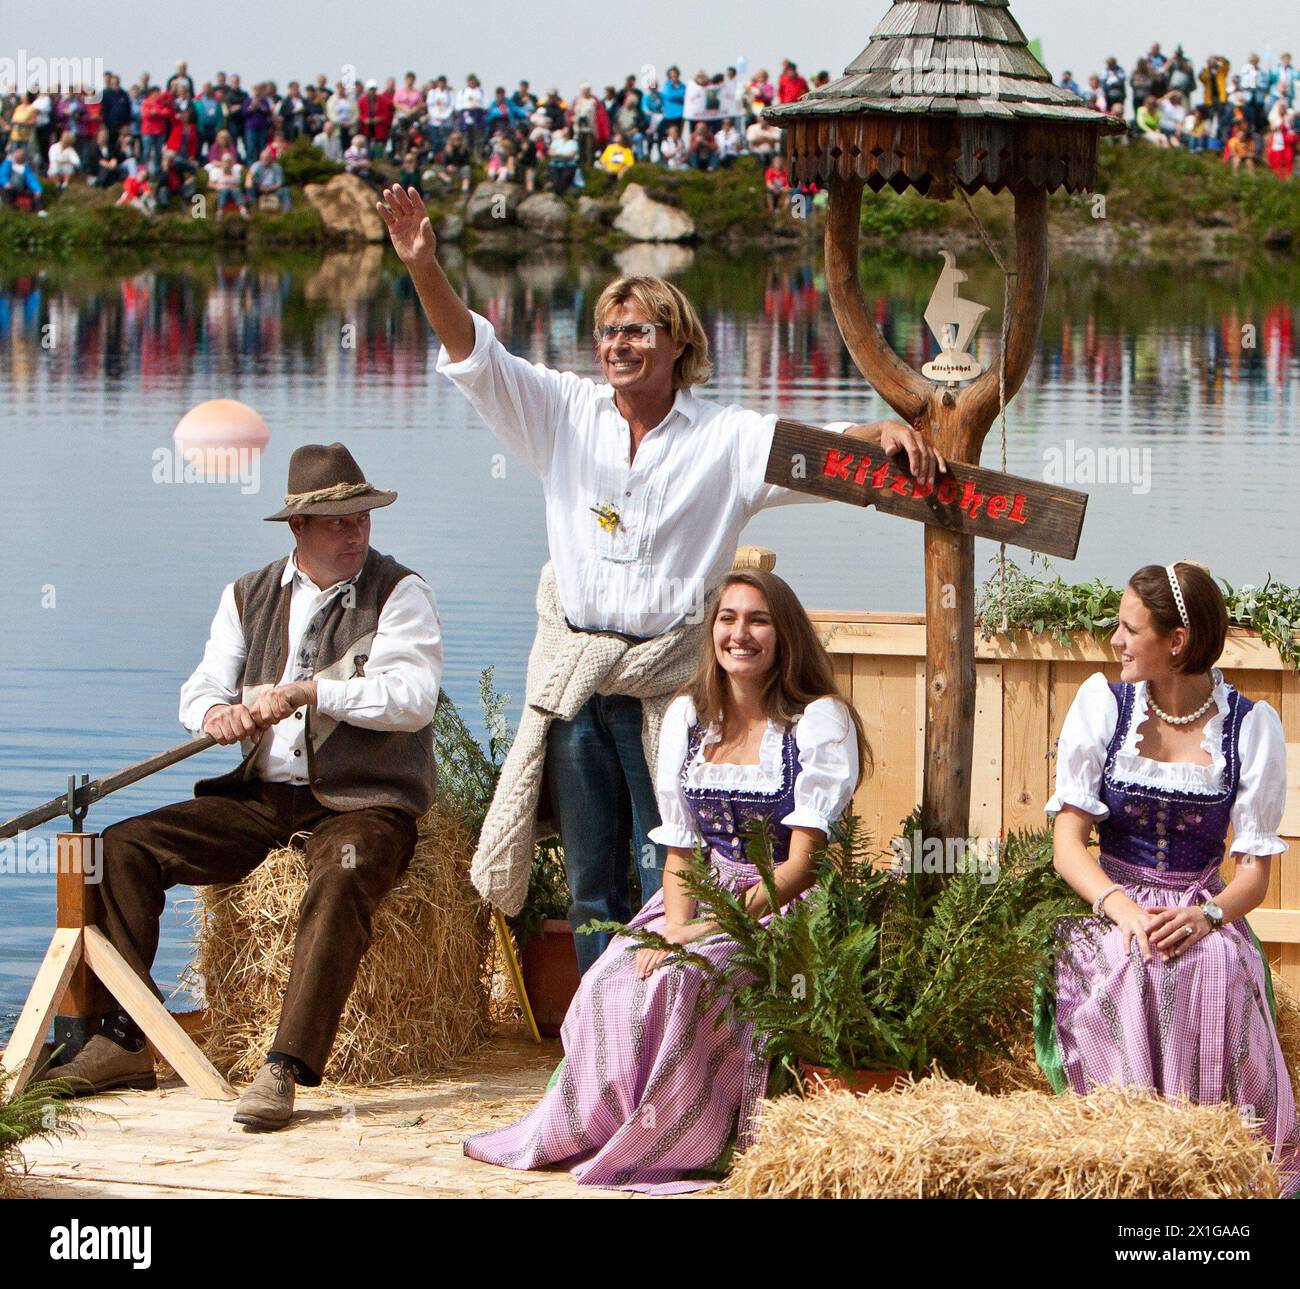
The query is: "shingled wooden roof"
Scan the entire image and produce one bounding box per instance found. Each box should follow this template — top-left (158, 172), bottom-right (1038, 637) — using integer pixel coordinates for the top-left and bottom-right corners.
top-left (763, 0), bottom-right (1123, 194)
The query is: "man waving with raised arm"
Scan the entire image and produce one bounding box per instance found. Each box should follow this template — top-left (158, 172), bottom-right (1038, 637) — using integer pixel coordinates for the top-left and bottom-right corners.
top-left (377, 184), bottom-right (944, 974)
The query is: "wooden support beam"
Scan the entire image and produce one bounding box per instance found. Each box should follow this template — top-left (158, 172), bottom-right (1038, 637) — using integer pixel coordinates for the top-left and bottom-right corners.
top-left (1, 928), bottom-right (83, 1096)
top-left (826, 175), bottom-right (929, 425)
top-left (965, 187), bottom-right (1050, 442)
top-left (55, 832), bottom-right (99, 1024)
top-left (1247, 908), bottom-right (1300, 946)
top-left (82, 926), bottom-right (236, 1101)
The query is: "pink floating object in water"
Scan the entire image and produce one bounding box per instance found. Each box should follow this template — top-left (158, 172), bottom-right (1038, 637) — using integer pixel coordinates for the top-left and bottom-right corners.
top-left (173, 398), bottom-right (270, 474)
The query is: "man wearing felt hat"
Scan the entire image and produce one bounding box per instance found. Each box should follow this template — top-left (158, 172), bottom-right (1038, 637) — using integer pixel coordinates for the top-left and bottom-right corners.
top-left (45, 442), bottom-right (443, 1130)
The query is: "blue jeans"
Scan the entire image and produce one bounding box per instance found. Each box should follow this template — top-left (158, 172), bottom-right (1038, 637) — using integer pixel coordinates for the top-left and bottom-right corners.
top-left (546, 693), bottom-right (666, 975)
top-left (243, 125), bottom-right (268, 163)
top-left (141, 133), bottom-right (165, 178)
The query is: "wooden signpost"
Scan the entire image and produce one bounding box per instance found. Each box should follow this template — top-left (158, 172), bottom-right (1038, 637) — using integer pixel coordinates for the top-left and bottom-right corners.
top-left (767, 418), bottom-right (1087, 559)
top-left (763, 0), bottom-right (1123, 849)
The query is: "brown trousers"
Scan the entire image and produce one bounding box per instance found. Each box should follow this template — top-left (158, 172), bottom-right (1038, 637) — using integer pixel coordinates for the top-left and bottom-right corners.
top-left (93, 780), bottom-right (417, 1084)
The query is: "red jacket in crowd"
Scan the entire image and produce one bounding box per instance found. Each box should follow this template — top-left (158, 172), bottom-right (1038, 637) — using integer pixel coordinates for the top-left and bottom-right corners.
top-left (777, 71), bottom-right (809, 104)
top-left (141, 89), bottom-right (176, 137)
top-left (78, 98), bottom-right (103, 139)
top-left (357, 90), bottom-right (395, 141)
top-left (167, 120), bottom-right (199, 159)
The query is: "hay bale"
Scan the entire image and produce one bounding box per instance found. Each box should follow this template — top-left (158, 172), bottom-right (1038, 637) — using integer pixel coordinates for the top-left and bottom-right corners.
top-left (188, 804), bottom-right (492, 1085)
top-left (722, 1075), bottom-right (1283, 1199)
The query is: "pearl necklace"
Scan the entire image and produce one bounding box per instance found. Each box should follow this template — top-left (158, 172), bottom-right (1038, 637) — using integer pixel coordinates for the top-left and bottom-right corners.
top-left (1148, 670), bottom-right (1220, 726)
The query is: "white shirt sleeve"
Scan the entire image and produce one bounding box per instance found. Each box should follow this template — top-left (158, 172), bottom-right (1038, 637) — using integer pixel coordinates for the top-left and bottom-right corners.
top-left (435, 309), bottom-right (564, 478)
top-left (178, 582), bottom-right (245, 734)
top-left (647, 694), bottom-right (699, 849)
top-left (739, 416), bottom-right (854, 515)
top-left (315, 575), bottom-right (443, 731)
top-left (1229, 701), bottom-right (1289, 856)
top-left (1045, 671), bottom-right (1117, 818)
top-left (782, 696), bottom-right (860, 833)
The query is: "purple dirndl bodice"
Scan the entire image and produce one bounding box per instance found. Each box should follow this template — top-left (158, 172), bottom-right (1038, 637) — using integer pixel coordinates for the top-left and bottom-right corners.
top-left (1096, 680), bottom-right (1254, 873)
top-left (679, 722), bottom-right (802, 865)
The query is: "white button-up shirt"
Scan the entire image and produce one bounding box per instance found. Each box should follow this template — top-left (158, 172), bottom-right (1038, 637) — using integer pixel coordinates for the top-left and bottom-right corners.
top-left (178, 552), bottom-right (443, 784)
top-left (436, 309), bottom-right (848, 637)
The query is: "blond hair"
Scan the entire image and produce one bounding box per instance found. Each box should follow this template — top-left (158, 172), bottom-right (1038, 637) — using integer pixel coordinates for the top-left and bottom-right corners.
top-left (592, 275), bottom-right (713, 389)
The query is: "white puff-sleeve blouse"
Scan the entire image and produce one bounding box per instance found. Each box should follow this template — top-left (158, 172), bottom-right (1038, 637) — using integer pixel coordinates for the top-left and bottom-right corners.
top-left (1045, 670), bottom-right (1289, 857)
top-left (647, 694), bottom-right (860, 848)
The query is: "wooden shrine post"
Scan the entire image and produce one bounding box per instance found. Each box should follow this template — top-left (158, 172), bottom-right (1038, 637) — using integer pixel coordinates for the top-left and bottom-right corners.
top-left (763, 0), bottom-right (1123, 850)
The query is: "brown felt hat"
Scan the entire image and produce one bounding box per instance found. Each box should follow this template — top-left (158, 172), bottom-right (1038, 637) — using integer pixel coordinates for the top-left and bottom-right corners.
top-left (264, 442), bottom-right (397, 521)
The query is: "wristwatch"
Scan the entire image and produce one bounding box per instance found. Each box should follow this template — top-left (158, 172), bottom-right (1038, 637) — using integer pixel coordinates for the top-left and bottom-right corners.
top-left (1201, 899), bottom-right (1225, 930)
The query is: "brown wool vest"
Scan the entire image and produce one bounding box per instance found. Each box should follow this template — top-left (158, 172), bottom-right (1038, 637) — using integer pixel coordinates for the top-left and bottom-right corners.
top-left (195, 548), bottom-right (436, 817)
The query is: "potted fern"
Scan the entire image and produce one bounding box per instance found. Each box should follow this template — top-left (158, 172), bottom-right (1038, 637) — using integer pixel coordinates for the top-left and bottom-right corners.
top-left (599, 815), bottom-right (1077, 1092)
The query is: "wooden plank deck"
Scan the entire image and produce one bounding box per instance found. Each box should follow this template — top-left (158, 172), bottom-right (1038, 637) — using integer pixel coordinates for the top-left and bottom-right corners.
top-left (14, 1025), bottom-right (633, 1199)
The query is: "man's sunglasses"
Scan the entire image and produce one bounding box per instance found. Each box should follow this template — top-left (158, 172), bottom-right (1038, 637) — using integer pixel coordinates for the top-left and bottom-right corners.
top-left (595, 322), bottom-right (665, 343)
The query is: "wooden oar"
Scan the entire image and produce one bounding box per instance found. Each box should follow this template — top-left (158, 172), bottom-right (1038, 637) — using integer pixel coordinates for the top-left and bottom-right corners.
top-left (0, 735), bottom-right (218, 841)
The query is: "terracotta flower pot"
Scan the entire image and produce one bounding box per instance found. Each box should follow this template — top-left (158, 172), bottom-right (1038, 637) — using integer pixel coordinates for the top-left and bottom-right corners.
top-left (798, 1061), bottom-right (910, 1095)
top-left (519, 918), bottom-right (580, 1038)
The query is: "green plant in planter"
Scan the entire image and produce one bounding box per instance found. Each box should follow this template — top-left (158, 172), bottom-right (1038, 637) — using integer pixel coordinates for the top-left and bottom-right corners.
top-left (431, 666), bottom-right (512, 836)
top-left (977, 556), bottom-right (1300, 670)
top-left (1218, 575), bottom-right (1300, 670)
top-left (976, 553), bottom-right (1121, 645)
top-left (591, 815), bottom-right (1077, 1083)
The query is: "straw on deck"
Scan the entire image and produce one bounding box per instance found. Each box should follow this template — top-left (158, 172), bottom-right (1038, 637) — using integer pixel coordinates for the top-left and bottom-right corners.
top-left (723, 1076), bottom-right (1284, 1199)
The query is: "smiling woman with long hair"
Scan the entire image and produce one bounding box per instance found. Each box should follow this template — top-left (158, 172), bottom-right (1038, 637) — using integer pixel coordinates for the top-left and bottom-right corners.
top-left (464, 570), bottom-right (868, 1192)
top-left (1040, 561), bottom-right (1300, 1193)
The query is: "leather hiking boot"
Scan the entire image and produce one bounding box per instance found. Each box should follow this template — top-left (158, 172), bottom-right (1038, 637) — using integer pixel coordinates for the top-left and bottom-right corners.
top-left (40, 1034), bottom-right (156, 1097)
top-left (233, 1059), bottom-right (296, 1130)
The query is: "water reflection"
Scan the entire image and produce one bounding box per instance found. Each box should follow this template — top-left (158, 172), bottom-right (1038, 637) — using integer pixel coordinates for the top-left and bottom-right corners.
top-left (4, 251), bottom-right (1296, 419)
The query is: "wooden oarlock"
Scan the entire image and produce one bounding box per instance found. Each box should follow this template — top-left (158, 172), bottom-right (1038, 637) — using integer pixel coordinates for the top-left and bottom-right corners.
top-left (2, 829), bottom-right (235, 1101)
top-left (2, 736), bottom-right (235, 1101)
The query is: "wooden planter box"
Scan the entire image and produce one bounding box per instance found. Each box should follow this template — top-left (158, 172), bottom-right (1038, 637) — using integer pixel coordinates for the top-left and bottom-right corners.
top-left (808, 611), bottom-right (1300, 994)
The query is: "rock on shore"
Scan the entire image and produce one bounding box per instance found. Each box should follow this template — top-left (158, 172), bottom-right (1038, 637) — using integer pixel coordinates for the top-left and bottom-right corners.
top-left (516, 193), bottom-right (570, 240)
top-left (613, 183), bottom-right (696, 242)
top-left (303, 174), bottom-right (386, 242)
top-left (466, 182), bottom-right (522, 228)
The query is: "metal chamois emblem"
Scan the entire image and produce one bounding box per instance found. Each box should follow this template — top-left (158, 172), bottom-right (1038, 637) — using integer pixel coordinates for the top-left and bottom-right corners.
top-left (921, 251), bottom-right (989, 385)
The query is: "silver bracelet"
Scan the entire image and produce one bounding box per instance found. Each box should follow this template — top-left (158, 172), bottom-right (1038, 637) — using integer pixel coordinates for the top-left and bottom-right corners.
top-left (1092, 883), bottom-right (1124, 917)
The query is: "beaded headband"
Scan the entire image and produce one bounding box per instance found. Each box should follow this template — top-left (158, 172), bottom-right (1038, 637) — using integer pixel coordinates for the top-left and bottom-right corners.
top-left (1165, 563), bottom-right (1190, 628)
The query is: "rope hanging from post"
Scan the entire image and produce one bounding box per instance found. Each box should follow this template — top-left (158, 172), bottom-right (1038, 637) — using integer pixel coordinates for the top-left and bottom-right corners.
top-left (958, 187), bottom-right (1016, 634)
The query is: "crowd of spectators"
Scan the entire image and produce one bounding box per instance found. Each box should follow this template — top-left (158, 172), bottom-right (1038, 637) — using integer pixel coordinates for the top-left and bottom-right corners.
top-left (8, 40), bottom-right (1294, 219)
top-left (0, 57), bottom-right (824, 214)
top-left (1060, 44), bottom-right (1299, 176)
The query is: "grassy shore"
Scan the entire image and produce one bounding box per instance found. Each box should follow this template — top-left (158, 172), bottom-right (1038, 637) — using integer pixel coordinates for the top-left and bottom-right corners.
top-left (2, 139), bottom-right (1298, 261)
top-left (867, 141), bottom-right (1300, 254)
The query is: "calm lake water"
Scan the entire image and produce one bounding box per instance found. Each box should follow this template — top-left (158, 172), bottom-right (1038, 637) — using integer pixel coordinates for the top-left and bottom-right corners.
top-left (2, 239), bottom-right (1299, 1040)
